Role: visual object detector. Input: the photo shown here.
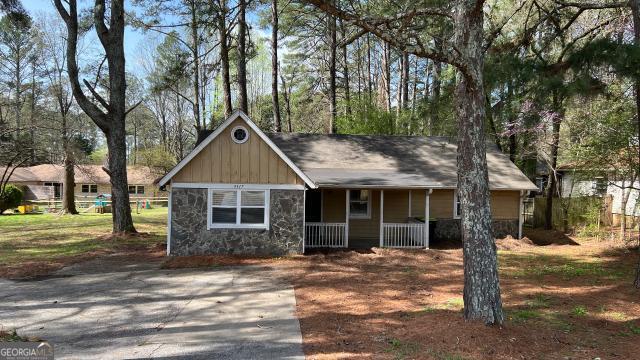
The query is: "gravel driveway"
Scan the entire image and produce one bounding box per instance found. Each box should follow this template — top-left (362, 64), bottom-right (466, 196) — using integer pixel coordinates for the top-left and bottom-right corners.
top-left (0, 256), bottom-right (304, 359)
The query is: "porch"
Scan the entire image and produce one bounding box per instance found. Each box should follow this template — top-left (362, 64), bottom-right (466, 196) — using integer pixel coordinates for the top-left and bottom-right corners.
top-left (304, 189), bottom-right (434, 250)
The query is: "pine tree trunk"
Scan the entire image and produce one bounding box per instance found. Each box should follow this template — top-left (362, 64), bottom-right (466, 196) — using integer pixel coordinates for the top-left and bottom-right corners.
top-left (218, 0), bottom-right (233, 117)
top-left (190, 0), bottom-right (202, 130)
top-left (328, 8), bottom-right (337, 133)
top-left (455, 0), bottom-right (504, 325)
top-left (238, 0), bottom-right (248, 113)
top-left (620, 182), bottom-right (630, 241)
top-left (366, 34), bottom-right (372, 104)
top-left (630, 0), bottom-right (640, 288)
top-left (29, 57), bottom-right (36, 164)
top-left (545, 93), bottom-right (562, 230)
top-left (401, 52), bottom-right (409, 110)
top-left (271, 0), bottom-right (282, 131)
top-left (377, 41), bottom-right (391, 111)
top-left (340, 19), bottom-right (351, 117)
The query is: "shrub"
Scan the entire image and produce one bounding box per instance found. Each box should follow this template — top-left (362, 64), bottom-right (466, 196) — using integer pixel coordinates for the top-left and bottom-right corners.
top-left (0, 185), bottom-right (23, 214)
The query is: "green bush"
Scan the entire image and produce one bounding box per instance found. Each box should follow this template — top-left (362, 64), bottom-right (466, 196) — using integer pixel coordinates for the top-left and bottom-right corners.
top-left (0, 185), bottom-right (23, 214)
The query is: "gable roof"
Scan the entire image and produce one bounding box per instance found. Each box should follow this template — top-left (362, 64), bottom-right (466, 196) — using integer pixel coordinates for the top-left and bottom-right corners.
top-left (268, 134), bottom-right (538, 191)
top-left (158, 110), bottom-right (316, 187)
top-left (2, 164), bottom-right (162, 185)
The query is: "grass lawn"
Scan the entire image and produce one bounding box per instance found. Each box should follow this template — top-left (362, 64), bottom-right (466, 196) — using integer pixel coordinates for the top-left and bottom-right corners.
top-left (0, 208), bottom-right (167, 278)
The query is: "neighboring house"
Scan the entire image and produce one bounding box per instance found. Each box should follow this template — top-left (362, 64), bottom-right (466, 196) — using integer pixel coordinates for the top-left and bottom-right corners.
top-left (3, 164), bottom-right (166, 200)
top-left (553, 167), bottom-right (640, 220)
top-left (159, 110), bottom-right (537, 256)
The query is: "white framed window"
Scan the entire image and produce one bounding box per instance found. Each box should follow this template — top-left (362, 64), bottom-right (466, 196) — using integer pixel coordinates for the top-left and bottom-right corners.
top-left (81, 184), bottom-right (98, 194)
top-left (128, 185), bottom-right (145, 194)
top-left (208, 188), bottom-right (269, 229)
top-left (453, 191), bottom-right (461, 219)
top-left (349, 189), bottom-right (370, 219)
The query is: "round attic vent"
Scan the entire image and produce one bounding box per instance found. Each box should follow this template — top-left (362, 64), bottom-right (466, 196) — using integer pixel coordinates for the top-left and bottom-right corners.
top-left (231, 126), bottom-right (249, 144)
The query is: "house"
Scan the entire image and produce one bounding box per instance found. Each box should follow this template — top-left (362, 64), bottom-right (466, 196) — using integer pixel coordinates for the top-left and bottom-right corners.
top-left (4, 164), bottom-right (166, 201)
top-left (550, 166), bottom-right (639, 225)
top-left (159, 111), bottom-right (537, 256)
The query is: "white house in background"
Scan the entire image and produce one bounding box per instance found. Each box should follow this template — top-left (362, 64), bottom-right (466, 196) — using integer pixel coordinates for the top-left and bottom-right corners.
top-left (555, 167), bottom-right (640, 220)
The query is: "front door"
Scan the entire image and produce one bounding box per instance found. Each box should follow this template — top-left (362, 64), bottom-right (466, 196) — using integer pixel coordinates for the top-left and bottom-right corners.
top-left (305, 189), bottom-right (322, 222)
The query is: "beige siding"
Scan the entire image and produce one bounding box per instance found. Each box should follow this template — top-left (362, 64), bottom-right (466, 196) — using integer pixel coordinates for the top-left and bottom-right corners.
top-left (490, 190), bottom-right (520, 219)
top-left (321, 189), bottom-right (346, 222)
top-left (173, 118), bottom-right (303, 185)
top-left (430, 189), bottom-right (455, 219)
top-left (320, 188), bottom-right (520, 241)
top-left (382, 190), bottom-right (410, 222)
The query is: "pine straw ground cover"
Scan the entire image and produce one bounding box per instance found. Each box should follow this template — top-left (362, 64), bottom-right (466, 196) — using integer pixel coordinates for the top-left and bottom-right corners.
top-left (165, 231), bottom-right (640, 360)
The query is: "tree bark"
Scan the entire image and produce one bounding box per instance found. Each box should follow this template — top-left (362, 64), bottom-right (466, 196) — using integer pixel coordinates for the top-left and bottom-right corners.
top-left (340, 19), bottom-right (351, 117)
top-left (218, 0), bottom-right (233, 117)
top-left (401, 51), bottom-right (409, 110)
top-left (366, 34), bottom-right (372, 104)
top-left (431, 37), bottom-right (443, 131)
top-left (630, 0), bottom-right (640, 289)
top-left (237, 0), bottom-right (248, 113)
top-left (379, 41), bottom-right (391, 111)
top-left (454, 0), bottom-right (504, 325)
top-left (61, 114), bottom-right (77, 215)
top-left (271, 0), bottom-right (282, 131)
top-left (328, 8), bottom-right (337, 133)
top-left (545, 92), bottom-right (562, 230)
top-left (619, 182), bottom-right (630, 241)
top-left (189, 0), bottom-right (202, 130)
top-left (54, 0), bottom-right (135, 233)
top-left (29, 56), bottom-right (36, 164)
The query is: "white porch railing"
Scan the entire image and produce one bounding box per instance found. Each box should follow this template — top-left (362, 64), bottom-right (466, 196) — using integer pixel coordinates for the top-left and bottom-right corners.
top-left (382, 223), bottom-right (425, 248)
top-left (305, 222), bottom-right (347, 248)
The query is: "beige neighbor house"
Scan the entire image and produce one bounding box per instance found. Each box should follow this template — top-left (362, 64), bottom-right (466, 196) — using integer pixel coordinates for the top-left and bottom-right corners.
top-left (4, 164), bottom-right (166, 201)
top-left (159, 110), bottom-right (538, 256)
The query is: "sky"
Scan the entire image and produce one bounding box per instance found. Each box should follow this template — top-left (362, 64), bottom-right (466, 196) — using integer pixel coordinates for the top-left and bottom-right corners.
top-left (22, 0), bottom-right (150, 75)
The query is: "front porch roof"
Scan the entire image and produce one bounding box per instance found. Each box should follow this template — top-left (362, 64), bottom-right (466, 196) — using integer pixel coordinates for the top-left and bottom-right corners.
top-left (269, 134), bottom-right (538, 191)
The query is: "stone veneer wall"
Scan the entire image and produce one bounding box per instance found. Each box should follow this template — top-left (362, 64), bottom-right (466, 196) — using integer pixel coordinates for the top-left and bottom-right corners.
top-left (169, 188), bottom-right (304, 256)
top-left (434, 219), bottom-right (519, 241)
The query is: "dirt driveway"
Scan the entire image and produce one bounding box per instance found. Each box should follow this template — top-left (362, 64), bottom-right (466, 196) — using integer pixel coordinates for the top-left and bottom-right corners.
top-left (0, 256), bottom-right (304, 359)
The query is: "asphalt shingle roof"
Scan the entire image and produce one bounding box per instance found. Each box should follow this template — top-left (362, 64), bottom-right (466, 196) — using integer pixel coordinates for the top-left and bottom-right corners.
top-left (268, 133), bottom-right (537, 190)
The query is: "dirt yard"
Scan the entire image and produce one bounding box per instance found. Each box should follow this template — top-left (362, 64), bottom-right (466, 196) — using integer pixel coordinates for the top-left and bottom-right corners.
top-left (282, 234), bottom-right (640, 359)
top-left (167, 231), bottom-right (640, 359)
top-left (4, 213), bottom-right (639, 359)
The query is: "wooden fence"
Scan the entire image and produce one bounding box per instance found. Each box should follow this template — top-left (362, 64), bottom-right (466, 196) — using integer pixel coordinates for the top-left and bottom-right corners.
top-left (530, 195), bottom-right (612, 230)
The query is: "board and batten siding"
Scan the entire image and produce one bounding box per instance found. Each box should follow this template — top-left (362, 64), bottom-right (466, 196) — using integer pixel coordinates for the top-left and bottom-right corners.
top-left (172, 118), bottom-right (304, 185)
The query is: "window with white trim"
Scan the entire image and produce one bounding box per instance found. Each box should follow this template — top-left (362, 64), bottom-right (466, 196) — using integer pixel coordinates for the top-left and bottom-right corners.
top-left (209, 189), bottom-right (269, 228)
top-left (81, 184), bottom-right (98, 194)
top-left (349, 189), bottom-right (370, 219)
top-left (453, 191), bottom-right (461, 219)
top-left (128, 185), bottom-right (145, 194)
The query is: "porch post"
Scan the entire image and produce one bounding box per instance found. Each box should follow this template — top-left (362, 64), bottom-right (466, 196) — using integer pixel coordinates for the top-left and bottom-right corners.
top-left (518, 190), bottom-right (529, 239)
top-left (425, 189), bottom-right (432, 249)
top-left (380, 190), bottom-right (384, 247)
top-left (345, 189), bottom-right (350, 248)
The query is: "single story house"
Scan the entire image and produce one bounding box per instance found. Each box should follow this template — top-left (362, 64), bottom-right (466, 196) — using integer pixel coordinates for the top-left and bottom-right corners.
top-left (4, 164), bottom-right (166, 200)
top-left (159, 110), bottom-right (537, 256)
